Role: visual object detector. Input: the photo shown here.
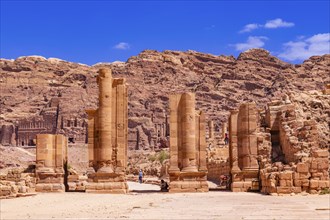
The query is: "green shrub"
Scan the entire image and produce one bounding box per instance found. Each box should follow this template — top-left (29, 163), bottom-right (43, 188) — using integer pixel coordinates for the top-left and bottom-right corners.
top-left (158, 150), bottom-right (169, 164)
top-left (148, 154), bottom-right (157, 162)
top-left (320, 188), bottom-right (330, 195)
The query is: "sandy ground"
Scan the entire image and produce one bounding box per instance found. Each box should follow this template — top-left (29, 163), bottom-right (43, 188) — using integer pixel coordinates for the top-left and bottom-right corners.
top-left (1, 182), bottom-right (329, 220)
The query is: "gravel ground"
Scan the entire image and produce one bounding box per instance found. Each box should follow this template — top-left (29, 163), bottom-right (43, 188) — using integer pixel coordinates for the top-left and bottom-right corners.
top-left (1, 182), bottom-right (329, 220)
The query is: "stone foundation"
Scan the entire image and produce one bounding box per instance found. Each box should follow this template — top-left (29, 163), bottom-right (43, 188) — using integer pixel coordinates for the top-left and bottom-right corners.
top-left (169, 171), bottom-right (208, 192)
top-left (86, 173), bottom-right (128, 193)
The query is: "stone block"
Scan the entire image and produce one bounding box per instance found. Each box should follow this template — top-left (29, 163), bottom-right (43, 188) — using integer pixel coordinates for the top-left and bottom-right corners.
top-left (276, 187), bottom-right (291, 194)
top-left (96, 183), bottom-right (104, 190)
top-left (69, 182), bottom-right (77, 191)
top-left (310, 161), bottom-right (318, 169)
top-left (35, 184), bottom-right (43, 191)
top-left (232, 182), bottom-right (244, 188)
top-left (243, 181), bottom-right (252, 189)
top-left (309, 180), bottom-right (319, 189)
top-left (279, 171), bottom-right (293, 180)
top-left (317, 161), bottom-right (329, 170)
top-left (296, 163), bottom-right (309, 173)
top-left (19, 186), bottom-right (27, 193)
top-left (286, 180), bottom-right (293, 187)
top-left (318, 180), bottom-right (330, 188)
top-left (52, 184), bottom-right (64, 191)
top-left (311, 172), bottom-right (323, 179)
top-left (294, 179), bottom-right (302, 187)
top-left (311, 150), bottom-right (329, 158)
top-left (293, 187), bottom-right (302, 193)
top-left (232, 187), bottom-right (242, 192)
top-left (68, 175), bottom-right (79, 182)
top-left (301, 180), bottom-right (309, 187)
top-left (279, 180), bottom-right (286, 187)
top-left (85, 183), bottom-right (97, 190)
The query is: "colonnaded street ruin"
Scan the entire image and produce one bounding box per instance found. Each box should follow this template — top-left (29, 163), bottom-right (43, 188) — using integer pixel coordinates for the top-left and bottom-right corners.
top-left (0, 50), bottom-right (329, 219)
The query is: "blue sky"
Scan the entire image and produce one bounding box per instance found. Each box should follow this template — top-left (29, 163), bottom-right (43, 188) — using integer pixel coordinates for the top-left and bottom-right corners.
top-left (1, 1), bottom-right (329, 65)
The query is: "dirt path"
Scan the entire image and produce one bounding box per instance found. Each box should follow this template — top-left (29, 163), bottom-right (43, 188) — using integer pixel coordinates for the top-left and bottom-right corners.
top-left (1, 182), bottom-right (329, 220)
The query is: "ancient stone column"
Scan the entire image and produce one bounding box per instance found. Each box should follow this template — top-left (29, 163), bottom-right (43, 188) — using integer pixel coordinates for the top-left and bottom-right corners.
top-left (197, 111), bottom-right (207, 172)
top-left (97, 68), bottom-right (113, 173)
top-left (36, 134), bottom-right (55, 168)
top-left (169, 94), bottom-right (181, 173)
top-left (36, 134), bottom-right (67, 192)
top-left (237, 103), bottom-right (259, 171)
top-left (169, 93), bottom-right (208, 192)
top-left (112, 79), bottom-right (127, 173)
top-left (85, 68), bottom-right (128, 193)
top-left (208, 121), bottom-right (214, 139)
top-left (55, 134), bottom-right (67, 168)
top-left (86, 109), bottom-right (96, 167)
top-left (229, 110), bottom-right (240, 174)
top-left (181, 93), bottom-right (198, 172)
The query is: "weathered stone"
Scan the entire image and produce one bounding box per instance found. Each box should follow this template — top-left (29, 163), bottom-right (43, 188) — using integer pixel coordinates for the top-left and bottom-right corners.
top-left (168, 93), bottom-right (208, 192)
top-left (86, 68), bottom-right (128, 193)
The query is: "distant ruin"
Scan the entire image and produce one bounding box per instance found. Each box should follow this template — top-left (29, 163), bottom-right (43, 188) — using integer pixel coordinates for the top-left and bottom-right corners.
top-left (0, 98), bottom-right (87, 147)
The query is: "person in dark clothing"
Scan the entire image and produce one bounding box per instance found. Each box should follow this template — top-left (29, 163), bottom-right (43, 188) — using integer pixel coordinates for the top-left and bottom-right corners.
top-left (138, 169), bottom-right (143, 184)
top-left (224, 132), bottom-right (229, 145)
top-left (160, 179), bottom-right (169, 192)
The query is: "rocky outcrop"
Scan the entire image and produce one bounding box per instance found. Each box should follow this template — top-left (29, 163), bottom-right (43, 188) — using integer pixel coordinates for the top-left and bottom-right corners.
top-left (1, 50), bottom-right (329, 150)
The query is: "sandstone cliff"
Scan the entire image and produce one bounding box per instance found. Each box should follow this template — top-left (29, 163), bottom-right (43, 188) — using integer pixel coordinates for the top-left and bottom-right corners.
top-left (0, 49), bottom-right (329, 149)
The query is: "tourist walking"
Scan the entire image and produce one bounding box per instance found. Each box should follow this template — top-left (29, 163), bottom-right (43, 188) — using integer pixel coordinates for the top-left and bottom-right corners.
top-left (138, 169), bottom-right (143, 183)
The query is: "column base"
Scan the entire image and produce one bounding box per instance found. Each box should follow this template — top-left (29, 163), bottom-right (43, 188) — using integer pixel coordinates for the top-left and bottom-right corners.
top-left (231, 168), bottom-right (259, 192)
top-left (86, 172), bottom-right (128, 193)
top-left (35, 168), bottom-right (65, 192)
top-left (169, 171), bottom-right (209, 193)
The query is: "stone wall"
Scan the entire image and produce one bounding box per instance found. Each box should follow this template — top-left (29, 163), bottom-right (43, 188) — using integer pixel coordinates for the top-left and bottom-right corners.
top-left (0, 168), bottom-right (36, 199)
top-left (207, 161), bottom-right (230, 183)
top-left (260, 98), bottom-right (330, 194)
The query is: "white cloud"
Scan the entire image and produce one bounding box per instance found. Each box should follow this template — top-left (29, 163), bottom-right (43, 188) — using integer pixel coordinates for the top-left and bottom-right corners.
top-left (239, 18), bottom-right (294, 33)
top-left (233, 36), bottom-right (268, 51)
top-left (113, 42), bottom-right (130, 50)
top-left (205, 24), bottom-right (216, 30)
top-left (239, 23), bottom-right (260, 33)
top-left (278, 33), bottom-right (330, 61)
top-left (264, 18), bottom-right (295, 29)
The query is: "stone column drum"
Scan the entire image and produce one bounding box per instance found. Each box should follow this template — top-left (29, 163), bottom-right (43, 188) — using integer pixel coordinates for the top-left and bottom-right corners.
top-left (168, 93), bottom-right (208, 192)
top-left (35, 134), bottom-right (67, 192)
top-left (208, 121), bottom-right (214, 139)
top-left (229, 103), bottom-right (259, 192)
top-left (86, 110), bottom-right (96, 167)
top-left (229, 110), bottom-right (241, 175)
top-left (237, 103), bottom-right (259, 171)
top-left (85, 68), bottom-right (128, 193)
top-left (181, 93), bottom-right (198, 172)
top-left (97, 69), bottom-right (113, 173)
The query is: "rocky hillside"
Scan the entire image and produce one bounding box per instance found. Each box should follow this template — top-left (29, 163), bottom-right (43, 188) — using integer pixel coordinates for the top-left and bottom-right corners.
top-left (1, 49), bottom-right (329, 149)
